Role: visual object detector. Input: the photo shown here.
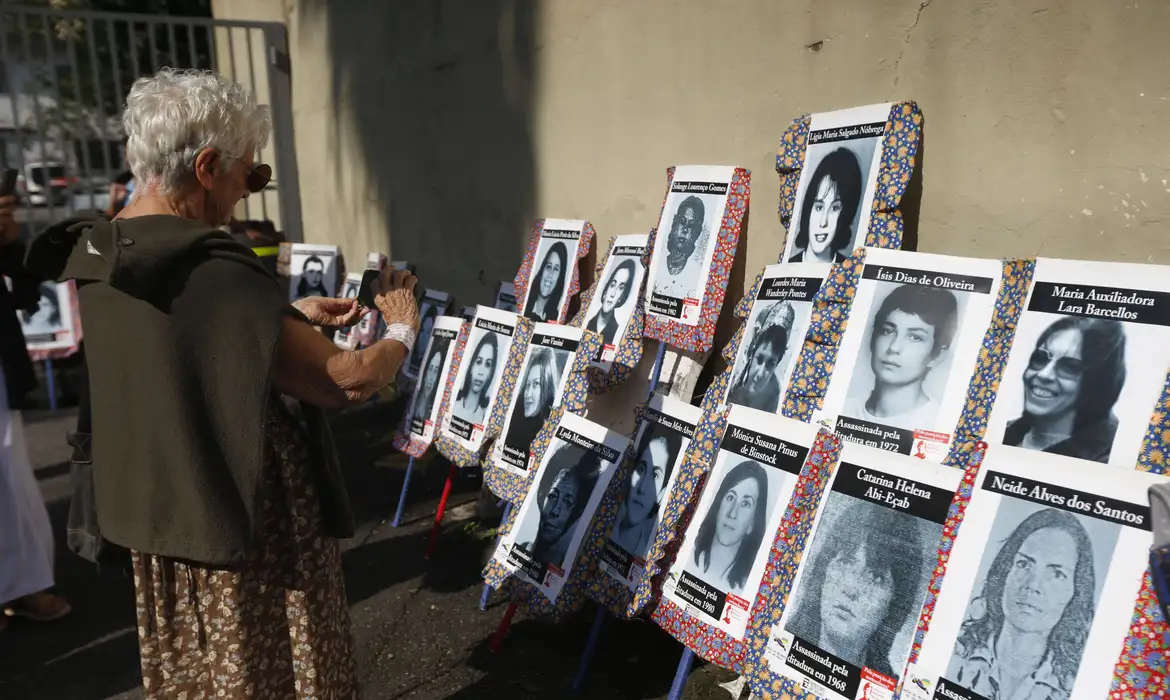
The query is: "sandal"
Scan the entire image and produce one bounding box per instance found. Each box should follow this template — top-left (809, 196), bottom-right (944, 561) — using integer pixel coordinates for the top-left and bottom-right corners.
top-left (4, 591), bottom-right (72, 622)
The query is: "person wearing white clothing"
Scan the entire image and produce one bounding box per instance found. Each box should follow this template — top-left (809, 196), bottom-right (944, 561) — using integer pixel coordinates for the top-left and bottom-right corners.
top-left (0, 192), bottom-right (72, 633)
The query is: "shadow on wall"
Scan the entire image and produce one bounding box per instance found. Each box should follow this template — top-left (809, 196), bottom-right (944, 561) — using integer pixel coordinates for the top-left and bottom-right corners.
top-left (300, 0), bottom-right (538, 307)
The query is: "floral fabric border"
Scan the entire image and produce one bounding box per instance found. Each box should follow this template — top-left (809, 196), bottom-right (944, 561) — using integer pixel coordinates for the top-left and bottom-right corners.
top-left (942, 261), bottom-right (1034, 467)
top-left (391, 320), bottom-right (470, 458)
top-left (653, 429), bottom-right (842, 673)
top-left (482, 329), bottom-right (604, 501)
top-left (776, 102), bottom-right (923, 257)
top-left (643, 167), bottom-right (750, 355)
top-left (779, 250), bottom-right (867, 422)
top-left (512, 220), bottom-right (596, 325)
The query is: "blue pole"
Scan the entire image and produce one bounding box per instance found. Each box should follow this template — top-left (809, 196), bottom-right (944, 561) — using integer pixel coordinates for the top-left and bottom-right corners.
top-left (479, 501), bottom-right (514, 610)
top-left (45, 359), bottom-right (57, 413)
top-left (571, 607), bottom-right (607, 692)
top-left (668, 648), bottom-right (696, 700)
top-left (391, 455), bottom-right (415, 528)
top-left (646, 342), bottom-right (668, 397)
top-left (570, 343), bottom-right (670, 692)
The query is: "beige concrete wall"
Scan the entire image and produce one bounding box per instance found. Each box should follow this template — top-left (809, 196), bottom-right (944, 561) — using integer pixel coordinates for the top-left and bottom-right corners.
top-left (213, 0), bottom-right (1170, 425)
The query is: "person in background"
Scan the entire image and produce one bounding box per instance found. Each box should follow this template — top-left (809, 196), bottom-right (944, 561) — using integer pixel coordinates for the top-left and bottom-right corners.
top-left (229, 218), bottom-right (284, 277)
top-left (26, 67), bottom-right (419, 698)
top-left (107, 170), bottom-right (135, 219)
top-left (0, 194), bottom-right (73, 634)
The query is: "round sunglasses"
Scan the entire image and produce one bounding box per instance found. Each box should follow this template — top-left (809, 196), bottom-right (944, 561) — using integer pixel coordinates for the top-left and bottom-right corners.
top-left (1027, 347), bottom-right (1084, 381)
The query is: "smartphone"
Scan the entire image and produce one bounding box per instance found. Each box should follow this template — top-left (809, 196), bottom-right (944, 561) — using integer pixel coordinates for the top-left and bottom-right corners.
top-left (357, 267), bottom-right (423, 310)
top-left (357, 268), bottom-right (380, 309)
top-left (0, 168), bottom-right (17, 197)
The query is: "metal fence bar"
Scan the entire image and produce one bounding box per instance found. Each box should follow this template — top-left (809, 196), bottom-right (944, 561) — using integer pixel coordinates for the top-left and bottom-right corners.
top-left (41, 15), bottom-right (78, 214)
top-left (185, 23), bottom-right (198, 70)
top-left (20, 13), bottom-right (58, 223)
top-left (166, 21), bottom-right (179, 68)
top-left (86, 17), bottom-right (114, 188)
top-left (127, 21), bottom-right (141, 86)
top-left (0, 9), bottom-right (36, 226)
top-left (65, 19), bottom-right (98, 210)
top-left (147, 20), bottom-right (160, 73)
top-left (207, 24), bottom-right (219, 73)
top-left (244, 27), bottom-right (267, 221)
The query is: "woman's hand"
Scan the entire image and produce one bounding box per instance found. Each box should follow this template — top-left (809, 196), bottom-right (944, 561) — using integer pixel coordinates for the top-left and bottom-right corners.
top-left (374, 268), bottom-right (420, 331)
top-left (293, 296), bottom-right (367, 327)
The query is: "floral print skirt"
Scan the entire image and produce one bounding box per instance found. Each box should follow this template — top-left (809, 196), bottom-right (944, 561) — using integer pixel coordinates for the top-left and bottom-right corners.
top-left (131, 400), bottom-right (359, 699)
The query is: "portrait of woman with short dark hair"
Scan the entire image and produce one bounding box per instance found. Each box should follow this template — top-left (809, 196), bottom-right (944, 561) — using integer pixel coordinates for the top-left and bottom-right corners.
top-left (518, 445), bottom-right (603, 569)
top-left (946, 507), bottom-right (1101, 700)
top-left (843, 283), bottom-right (960, 431)
top-left (587, 258), bottom-right (639, 347)
top-left (452, 331), bottom-right (500, 426)
top-left (610, 424), bottom-right (684, 558)
top-left (785, 498), bottom-right (933, 678)
top-left (1002, 316), bottom-right (1126, 464)
top-left (788, 148), bottom-right (864, 264)
top-left (524, 242), bottom-right (569, 323)
top-left (686, 459), bottom-right (770, 596)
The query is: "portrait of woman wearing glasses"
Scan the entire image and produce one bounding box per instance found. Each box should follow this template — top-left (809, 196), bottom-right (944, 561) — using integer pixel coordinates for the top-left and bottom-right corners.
top-left (1002, 317), bottom-right (1126, 464)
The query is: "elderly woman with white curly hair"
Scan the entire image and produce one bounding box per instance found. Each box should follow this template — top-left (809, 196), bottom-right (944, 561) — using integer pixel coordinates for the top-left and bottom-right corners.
top-left (26, 68), bottom-right (419, 698)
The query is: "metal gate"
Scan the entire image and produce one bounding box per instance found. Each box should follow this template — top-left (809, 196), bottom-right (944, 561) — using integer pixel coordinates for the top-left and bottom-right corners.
top-left (0, 4), bottom-right (303, 242)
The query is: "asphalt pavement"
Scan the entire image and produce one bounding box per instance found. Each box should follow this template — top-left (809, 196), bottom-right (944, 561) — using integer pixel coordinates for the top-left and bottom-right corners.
top-left (0, 398), bottom-right (739, 699)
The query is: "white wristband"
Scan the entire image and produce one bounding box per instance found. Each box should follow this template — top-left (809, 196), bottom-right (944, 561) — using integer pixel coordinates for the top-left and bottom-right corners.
top-left (383, 323), bottom-right (416, 355)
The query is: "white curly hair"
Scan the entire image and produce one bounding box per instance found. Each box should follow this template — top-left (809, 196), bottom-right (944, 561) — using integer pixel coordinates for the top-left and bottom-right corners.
top-left (122, 67), bottom-right (271, 195)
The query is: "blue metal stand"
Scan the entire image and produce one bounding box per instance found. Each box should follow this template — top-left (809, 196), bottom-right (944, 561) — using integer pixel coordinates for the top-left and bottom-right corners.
top-left (569, 341), bottom-right (669, 692)
top-left (391, 456), bottom-right (415, 528)
top-left (668, 648), bottom-right (696, 699)
top-left (479, 501), bottom-right (514, 610)
top-left (45, 359), bottom-right (57, 413)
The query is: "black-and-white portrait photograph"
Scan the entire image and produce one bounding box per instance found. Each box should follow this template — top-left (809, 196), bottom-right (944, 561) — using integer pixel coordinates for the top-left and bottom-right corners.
top-left (450, 329), bottom-right (502, 428)
top-left (841, 282), bottom-right (967, 432)
top-left (728, 300), bottom-right (800, 414)
top-left (584, 254), bottom-right (644, 349)
top-left (944, 500), bottom-right (1120, 700)
top-left (19, 281), bottom-right (65, 340)
top-left (648, 187), bottom-right (725, 319)
top-left (784, 105), bottom-right (888, 264)
top-left (289, 244), bottom-right (340, 301)
top-left (1000, 315), bottom-right (1127, 466)
top-left (333, 275), bottom-right (362, 348)
top-left (500, 345), bottom-right (571, 467)
top-left (409, 334), bottom-right (453, 436)
top-left (987, 261), bottom-right (1170, 470)
top-left (407, 298), bottom-right (443, 378)
top-left (682, 457), bottom-right (785, 598)
top-left (784, 493), bottom-right (940, 681)
top-left (511, 443), bottom-right (602, 573)
top-left (523, 230), bottom-right (581, 323)
top-left (609, 421), bottom-right (685, 560)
